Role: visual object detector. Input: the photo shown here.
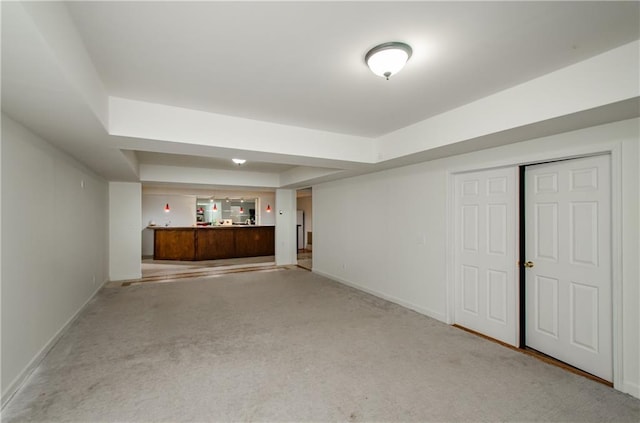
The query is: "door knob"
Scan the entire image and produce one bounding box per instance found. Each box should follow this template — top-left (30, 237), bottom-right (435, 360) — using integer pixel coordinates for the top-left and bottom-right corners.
top-left (524, 261), bottom-right (535, 268)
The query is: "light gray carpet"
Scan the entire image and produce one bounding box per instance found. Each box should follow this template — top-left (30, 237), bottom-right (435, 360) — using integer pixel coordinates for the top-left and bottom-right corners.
top-left (3, 268), bottom-right (639, 422)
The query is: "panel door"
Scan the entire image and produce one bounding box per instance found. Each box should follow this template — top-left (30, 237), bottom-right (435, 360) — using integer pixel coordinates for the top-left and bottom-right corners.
top-left (454, 167), bottom-right (518, 345)
top-left (525, 155), bottom-right (612, 381)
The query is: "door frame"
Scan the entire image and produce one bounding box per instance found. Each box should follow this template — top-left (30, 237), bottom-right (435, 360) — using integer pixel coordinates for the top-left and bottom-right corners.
top-left (446, 141), bottom-right (622, 389)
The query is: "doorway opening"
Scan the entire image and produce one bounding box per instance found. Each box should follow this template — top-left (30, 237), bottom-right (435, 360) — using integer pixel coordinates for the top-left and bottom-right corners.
top-left (296, 187), bottom-right (313, 270)
top-left (140, 186), bottom-right (277, 279)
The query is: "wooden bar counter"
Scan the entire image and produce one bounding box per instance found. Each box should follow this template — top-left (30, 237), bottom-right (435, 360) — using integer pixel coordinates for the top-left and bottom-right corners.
top-left (151, 226), bottom-right (275, 261)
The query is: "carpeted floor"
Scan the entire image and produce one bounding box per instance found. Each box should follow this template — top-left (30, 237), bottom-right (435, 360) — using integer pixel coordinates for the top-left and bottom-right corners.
top-left (3, 268), bottom-right (639, 422)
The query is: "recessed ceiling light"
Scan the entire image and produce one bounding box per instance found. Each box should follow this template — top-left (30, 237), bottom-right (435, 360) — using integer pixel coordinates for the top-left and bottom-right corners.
top-left (365, 42), bottom-right (412, 80)
top-left (232, 158), bottom-right (246, 165)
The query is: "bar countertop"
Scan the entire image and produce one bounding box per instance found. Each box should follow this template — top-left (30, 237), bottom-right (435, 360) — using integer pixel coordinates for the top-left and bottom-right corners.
top-left (148, 225), bottom-right (274, 229)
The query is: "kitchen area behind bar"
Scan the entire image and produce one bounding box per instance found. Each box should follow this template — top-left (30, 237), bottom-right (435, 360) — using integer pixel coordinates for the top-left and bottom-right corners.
top-left (196, 197), bottom-right (256, 226)
top-left (141, 187), bottom-right (276, 262)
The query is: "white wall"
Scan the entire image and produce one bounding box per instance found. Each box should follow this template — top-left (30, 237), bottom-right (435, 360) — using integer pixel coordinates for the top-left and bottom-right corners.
top-left (275, 189), bottom-right (297, 265)
top-left (0, 113), bottom-right (2, 406)
top-left (142, 194), bottom-right (195, 228)
top-left (109, 182), bottom-right (141, 281)
top-left (260, 192), bottom-right (276, 226)
top-left (314, 118), bottom-right (640, 398)
top-left (141, 193), bottom-right (196, 256)
top-left (1, 114), bottom-right (108, 405)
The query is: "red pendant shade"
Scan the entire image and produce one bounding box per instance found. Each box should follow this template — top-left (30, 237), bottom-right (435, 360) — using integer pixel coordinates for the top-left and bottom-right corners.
top-left (164, 203), bottom-right (170, 212)
top-left (212, 203), bottom-right (217, 212)
top-left (266, 204), bottom-right (271, 212)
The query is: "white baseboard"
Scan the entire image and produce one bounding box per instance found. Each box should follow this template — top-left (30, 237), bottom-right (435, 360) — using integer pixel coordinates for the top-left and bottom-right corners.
top-left (313, 269), bottom-right (447, 323)
top-left (1, 279), bottom-right (107, 409)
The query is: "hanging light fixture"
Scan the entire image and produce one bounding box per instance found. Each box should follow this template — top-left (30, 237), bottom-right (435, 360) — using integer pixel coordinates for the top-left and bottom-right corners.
top-left (232, 158), bottom-right (246, 166)
top-left (164, 203), bottom-right (170, 213)
top-left (239, 206), bottom-right (244, 214)
top-left (365, 42), bottom-right (412, 80)
top-left (266, 204), bottom-right (271, 213)
top-left (212, 203), bottom-right (218, 212)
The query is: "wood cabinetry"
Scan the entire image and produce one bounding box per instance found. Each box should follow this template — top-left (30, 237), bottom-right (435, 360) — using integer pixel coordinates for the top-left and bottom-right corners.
top-left (234, 226), bottom-right (275, 257)
top-left (196, 228), bottom-right (235, 260)
top-left (154, 229), bottom-right (197, 260)
top-left (152, 226), bottom-right (275, 261)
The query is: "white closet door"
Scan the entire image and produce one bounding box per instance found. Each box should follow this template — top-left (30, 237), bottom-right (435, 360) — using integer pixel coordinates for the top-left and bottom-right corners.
top-left (454, 167), bottom-right (518, 346)
top-left (525, 155), bottom-right (612, 381)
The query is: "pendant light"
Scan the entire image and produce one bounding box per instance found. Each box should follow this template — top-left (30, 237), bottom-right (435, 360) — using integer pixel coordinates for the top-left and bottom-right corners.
top-left (212, 203), bottom-right (218, 212)
top-left (266, 204), bottom-right (271, 212)
top-left (240, 206), bottom-right (244, 214)
top-left (365, 42), bottom-right (412, 80)
top-left (164, 203), bottom-right (170, 213)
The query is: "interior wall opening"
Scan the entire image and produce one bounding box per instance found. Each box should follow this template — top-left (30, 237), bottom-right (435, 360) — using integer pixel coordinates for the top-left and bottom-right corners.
top-left (296, 187), bottom-right (313, 270)
top-left (140, 185), bottom-right (277, 280)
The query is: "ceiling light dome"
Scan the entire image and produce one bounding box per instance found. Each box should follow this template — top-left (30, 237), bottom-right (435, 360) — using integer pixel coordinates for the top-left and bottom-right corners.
top-left (365, 42), bottom-right (412, 80)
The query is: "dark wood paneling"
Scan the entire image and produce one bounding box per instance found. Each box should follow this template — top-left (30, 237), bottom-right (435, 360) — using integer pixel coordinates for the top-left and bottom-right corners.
top-left (235, 226), bottom-right (275, 257)
top-left (196, 228), bottom-right (236, 260)
top-left (154, 229), bottom-right (196, 260)
top-left (153, 226), bottom-right (275, 261)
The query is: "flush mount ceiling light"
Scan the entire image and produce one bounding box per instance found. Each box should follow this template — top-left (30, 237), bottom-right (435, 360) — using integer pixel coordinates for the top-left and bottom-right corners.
top-left (365, 42), bottom-right (412, 80)
top-left (232, 158), bottom-right (246, 165)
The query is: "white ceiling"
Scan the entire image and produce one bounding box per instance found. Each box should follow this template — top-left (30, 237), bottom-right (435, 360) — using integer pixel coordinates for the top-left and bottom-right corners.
top-left (67, 1), bottom-right (639, 137)
top-left (2, 1), bottom-right (639, 190)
